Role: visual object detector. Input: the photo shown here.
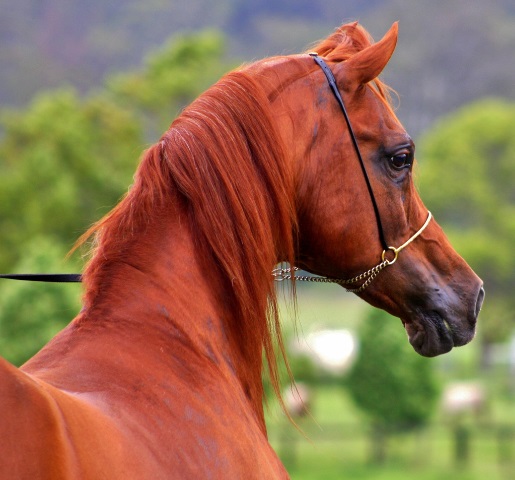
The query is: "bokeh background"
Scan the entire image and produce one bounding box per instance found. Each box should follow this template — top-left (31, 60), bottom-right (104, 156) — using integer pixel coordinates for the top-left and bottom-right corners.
top-left (1, 1), bottom-right (514, 479)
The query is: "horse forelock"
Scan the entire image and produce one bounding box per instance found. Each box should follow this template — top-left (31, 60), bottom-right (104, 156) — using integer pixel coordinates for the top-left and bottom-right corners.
top-left (310, 22), bottom-right (370, 60)
top-left (77, 70), bottom-right (297, 408)
top-left (310, 22), bottom-right (397, 108)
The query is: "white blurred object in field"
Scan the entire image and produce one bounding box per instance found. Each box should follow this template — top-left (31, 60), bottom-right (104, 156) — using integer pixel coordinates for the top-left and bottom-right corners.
top-left (283, 382), bottom-right (311, 418)
top-left (442, 382), bottom-right (486, 415)
top-left (290, 329), bottom-right (357, 374)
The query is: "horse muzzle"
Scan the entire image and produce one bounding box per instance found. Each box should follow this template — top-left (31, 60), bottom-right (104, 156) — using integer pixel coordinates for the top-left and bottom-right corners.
top-left (403, 283), bottom-right (485, 357)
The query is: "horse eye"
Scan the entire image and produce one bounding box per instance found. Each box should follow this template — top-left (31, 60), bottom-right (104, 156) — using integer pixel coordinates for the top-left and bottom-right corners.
top-left (389, 153), bottom-right (412, 170)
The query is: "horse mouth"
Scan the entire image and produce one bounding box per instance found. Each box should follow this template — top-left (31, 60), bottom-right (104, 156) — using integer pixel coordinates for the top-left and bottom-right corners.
top-left (402, 312), bottom-right (475, 357)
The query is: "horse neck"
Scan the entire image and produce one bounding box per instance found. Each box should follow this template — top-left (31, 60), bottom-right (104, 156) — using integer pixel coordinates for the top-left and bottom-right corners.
top-left (80, 196), bottom-right (269, 430)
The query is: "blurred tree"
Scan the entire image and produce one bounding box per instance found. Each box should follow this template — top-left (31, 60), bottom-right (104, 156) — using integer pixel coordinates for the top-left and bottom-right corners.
top-left (0, 88), bottom-right (142, 271)
top-left (0, 237), bottom-right (82, 366)
top-left (107, 30), bottom-right (232, 138)
top-left (417, 98), bottom-right (515, 352)
top-left (2, 0), bottom-right (514, 142)
top-left (371, 0), bottom-right (515, 137)
top-left (346, 307), bottom-right (440, 464)
top-left (0, 31), bottom-right (231, 272)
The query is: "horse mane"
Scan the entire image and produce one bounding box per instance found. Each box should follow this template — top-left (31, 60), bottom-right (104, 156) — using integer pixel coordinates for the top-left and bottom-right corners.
top-left (74, 21), bottom-right (394, 409)
top-left (76, 70), bottom-right (297, 404)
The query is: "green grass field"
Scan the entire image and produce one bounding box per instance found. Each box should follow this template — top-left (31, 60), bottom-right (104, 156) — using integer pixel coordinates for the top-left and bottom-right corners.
top-left (266, 385), bottom-right (515, 480)
top-left (268, 284), bottom-right (515, 479)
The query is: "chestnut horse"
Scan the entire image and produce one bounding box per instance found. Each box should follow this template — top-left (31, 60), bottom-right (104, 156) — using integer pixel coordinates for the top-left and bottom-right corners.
top-left (0, 22), bottom-right (483, 479)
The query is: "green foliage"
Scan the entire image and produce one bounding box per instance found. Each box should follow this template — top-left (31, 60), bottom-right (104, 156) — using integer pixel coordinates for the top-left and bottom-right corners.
top-left (0, 30), bottom-right (230, 273)
top-left (417, 98), bottom-right (515, 342)
top-left (347, 308), bottom-right (440, 430)
top-left (0, 237), bottom-right (82, 366)
top-left (0, 88), bottom-right (142, 270)
top-left (2, 0), bottom-right (514, 143)
top-left (289, 354), bottom-right (318, 384)
top-left (107, 30), bottom-right (232, 136)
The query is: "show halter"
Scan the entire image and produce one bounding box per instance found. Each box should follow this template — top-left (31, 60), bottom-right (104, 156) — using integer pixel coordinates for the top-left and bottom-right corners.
top-left (272, 53), bottom-right (432, 293)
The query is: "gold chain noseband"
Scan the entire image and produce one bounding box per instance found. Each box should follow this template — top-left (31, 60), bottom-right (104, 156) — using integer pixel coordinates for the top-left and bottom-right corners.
top-left (273, 211), bottom-right (432, 293)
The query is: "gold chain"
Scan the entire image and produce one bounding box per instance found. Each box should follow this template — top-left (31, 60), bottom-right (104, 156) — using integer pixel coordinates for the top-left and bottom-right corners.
top-left (272, 211), bottom-right (432, 293)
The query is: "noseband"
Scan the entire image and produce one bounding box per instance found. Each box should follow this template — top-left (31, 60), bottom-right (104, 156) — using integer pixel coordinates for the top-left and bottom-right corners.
top-left (272, 53), bottom-right (432, 293)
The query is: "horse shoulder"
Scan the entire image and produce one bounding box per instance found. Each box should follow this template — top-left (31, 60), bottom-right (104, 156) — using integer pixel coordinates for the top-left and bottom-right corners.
top-left (0, 357), bottom-right (76, 479)
top-left (0, 357), bottom-right (160, 480)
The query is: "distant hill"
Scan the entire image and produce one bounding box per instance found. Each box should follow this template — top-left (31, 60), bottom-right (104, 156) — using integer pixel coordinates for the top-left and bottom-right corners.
top-left (1, 0), bottom-right (514, 136)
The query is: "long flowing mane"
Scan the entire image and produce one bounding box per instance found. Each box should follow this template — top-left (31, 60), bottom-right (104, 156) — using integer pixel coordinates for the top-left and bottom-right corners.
top-left (75, 22), bottom-right (395, 403)
top-left (77, 70), bottom-right (297, 399)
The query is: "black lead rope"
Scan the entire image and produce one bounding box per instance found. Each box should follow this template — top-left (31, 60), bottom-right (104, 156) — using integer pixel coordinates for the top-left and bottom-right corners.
top-left (0, 273), bottom-right (82, 283)
top-left (309, 53), bottom-right (389, 251)
top-left (2, 54), bottom-right (387, 285)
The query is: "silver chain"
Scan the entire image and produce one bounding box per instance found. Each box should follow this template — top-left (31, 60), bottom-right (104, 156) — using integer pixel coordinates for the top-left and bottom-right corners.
top-left (272, 260), bottom-right (390, 293)
top-left (272, 211), bottom-right (433, 293)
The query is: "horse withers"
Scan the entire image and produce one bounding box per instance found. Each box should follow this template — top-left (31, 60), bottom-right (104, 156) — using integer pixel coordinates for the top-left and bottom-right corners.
top-left (0, 22), bottom-right (483, 479)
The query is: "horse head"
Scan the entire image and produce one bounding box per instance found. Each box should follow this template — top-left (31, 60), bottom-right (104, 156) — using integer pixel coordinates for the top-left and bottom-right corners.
top-left (259, 23), bottom-right (484, 357)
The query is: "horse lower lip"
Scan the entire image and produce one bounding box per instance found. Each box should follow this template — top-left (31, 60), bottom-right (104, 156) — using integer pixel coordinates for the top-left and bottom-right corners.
top-left (404, 314), bottom-right (456, 357)
top-left (406, 327), bottom-right (424, 350)
top-left (404, 321), bottom-right (425, 350)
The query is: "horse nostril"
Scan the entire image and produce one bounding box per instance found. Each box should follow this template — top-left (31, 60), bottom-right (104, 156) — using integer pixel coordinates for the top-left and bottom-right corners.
top-left (475, 286), bottom-right (485, 319)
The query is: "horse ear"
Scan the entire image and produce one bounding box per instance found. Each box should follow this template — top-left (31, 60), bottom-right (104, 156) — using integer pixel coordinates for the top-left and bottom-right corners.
top-left (336, 22), bottom-right (398, 90)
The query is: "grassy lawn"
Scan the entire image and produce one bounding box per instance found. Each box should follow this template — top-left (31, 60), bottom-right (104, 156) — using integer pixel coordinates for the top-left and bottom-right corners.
top-left (266, 385), bottom-right (515, 480)
top-left (268, 283), bottom-right (515, 479)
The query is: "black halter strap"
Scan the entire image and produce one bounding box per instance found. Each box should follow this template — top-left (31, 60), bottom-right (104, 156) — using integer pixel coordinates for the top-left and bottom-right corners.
top-left (309, 53), bottom-right (389, 251)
